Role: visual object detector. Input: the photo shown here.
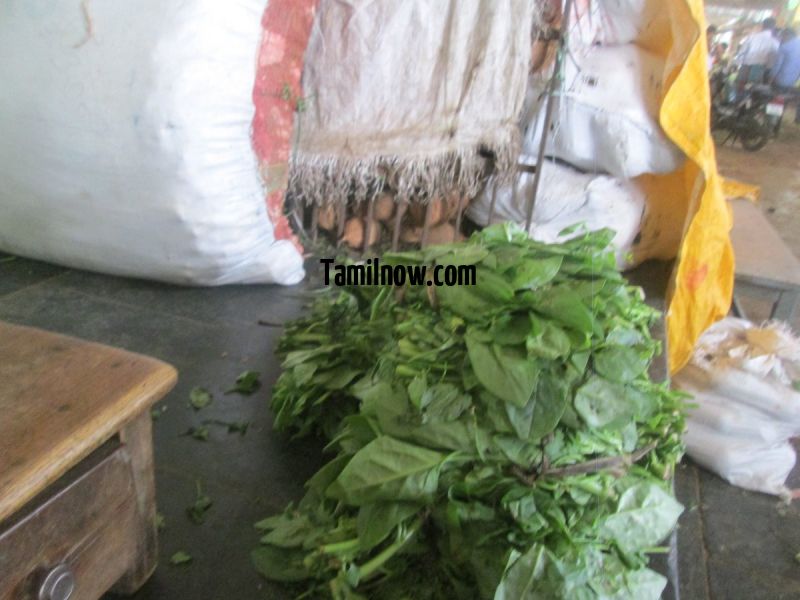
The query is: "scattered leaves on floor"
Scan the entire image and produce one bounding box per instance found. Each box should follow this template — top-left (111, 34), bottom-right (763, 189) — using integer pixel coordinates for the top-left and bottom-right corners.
top-left (189, 387), bottom-right (213, 410)
top-left (151, 405), bottom-right (168, 421)
top-left (182, 426), bottom-right (209, 442)
top-left (170, 551), bottom-right (192, 566)
top-left (186, 480), bottom-right (213, 524)
top-left (227, 371), bottom-right (261, 395)
top-left (203, 419), bottom-right (250, 436)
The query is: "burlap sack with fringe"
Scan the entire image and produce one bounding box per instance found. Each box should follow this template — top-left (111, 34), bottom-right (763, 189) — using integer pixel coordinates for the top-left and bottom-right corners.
top-left (291, 0), bottom-right (542, 205)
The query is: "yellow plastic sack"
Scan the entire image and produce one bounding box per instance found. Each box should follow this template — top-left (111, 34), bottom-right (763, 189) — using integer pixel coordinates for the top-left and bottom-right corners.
top-left (633, 0), bottom-right (734, 374)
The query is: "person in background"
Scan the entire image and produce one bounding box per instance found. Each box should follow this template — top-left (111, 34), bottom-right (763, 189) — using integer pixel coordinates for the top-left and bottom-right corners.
top-left (737, 17), bottom-right (779, 89)
top-left (771, 28), bottom-right (800, 124)
top-left (707, 25), bottom-right (718, 71)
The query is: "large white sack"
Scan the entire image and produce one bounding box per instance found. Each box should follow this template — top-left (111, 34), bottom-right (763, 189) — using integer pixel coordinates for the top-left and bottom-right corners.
top-left (467, 160), bottom-right (645, 269)
top-left (0, 0), bottom-right (305, 286)
top-left (524, 44), bottom-right (684, 179)
top-left (674, 318), bottom-right (800, 497)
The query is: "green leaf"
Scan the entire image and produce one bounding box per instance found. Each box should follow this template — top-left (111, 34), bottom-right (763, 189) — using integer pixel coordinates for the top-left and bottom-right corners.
top-left (408, 376), bottom-right (427, 410)
top-left (227, 421), bottom-right (250, 435)
top-left (574, 377), bottom-right (635, 430)
top-left (305, 455), bottom-right (351, 497)
top-left (600, 483), bottom-right (683, 554)
top-left (526, 317), bottom-right (571, 360)
top-left (491, 314), bottom-right (533, 346)
top-left (511, 256), bottom-right (563, 290)
top-left (474, 267), bottom-right (515, 303)
top-left (357, 502), bottom-right (419, 551)
top-left (493, 436), bottom-right (542, 468)
top-left (401, 419), bottom-right (484, 454)
top-left (189, 387), bottom-right (212, 410)
top-left (436, 285), bottom-right (495, 319)
top-left (170, 551), bottom-right (193, 566)
top-left (493, 545), bottom-right (547, 600)
top-left (466, 331), bottom-right (539, 408)
top-left (183, 426), bottom-right (209, 441)
top-left (252, 546), bottom-right (310, 582)
top-left (227, 371), bottom-right (261, 395)
top-left (328, 436), bottom-right (445, 505)
top-left (186, 481), bottom-right (213, 524)
top-left (435, 245), bottom-right (489, 267)
top-left (594, 346), bottom-right (649, 383)
top-left (283, 346), bottom-right (339, 369)
top-left (534, 288), bottom-right (595, 334)
top-left (293, 363), bottom-right (316, 386)
top-left (156, 512), bottom-right (166, 531)
top-left (530, 372), bottom-right (570, 440)
top-left (316, 367), bottom-right (361, 390)
top-left (558, 222), bottom-right (586, 237)
top-left (259, 514), bottom-right (315, 548)
top-left (422, 383), bottom-right (471, 422)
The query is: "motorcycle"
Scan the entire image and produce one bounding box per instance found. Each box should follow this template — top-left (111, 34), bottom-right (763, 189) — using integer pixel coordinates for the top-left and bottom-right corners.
top-left (710, 67), bottom-right (782, 152)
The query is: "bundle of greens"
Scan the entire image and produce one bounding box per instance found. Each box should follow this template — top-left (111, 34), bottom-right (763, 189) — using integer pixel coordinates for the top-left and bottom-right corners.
top-left (258, 224), bottom-right (685, 599)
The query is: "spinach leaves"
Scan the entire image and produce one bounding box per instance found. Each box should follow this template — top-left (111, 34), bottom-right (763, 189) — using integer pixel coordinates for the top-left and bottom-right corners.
top-left (256, 224), bottom-right (686, 599)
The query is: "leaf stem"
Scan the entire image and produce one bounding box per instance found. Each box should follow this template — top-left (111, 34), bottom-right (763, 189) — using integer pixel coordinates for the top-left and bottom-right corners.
top-left (514, 442), bottom-right (658, 484)
top-left (358, 516), bottom-right (424, 581)
top-left (320, 538), bottom-right (361, 555)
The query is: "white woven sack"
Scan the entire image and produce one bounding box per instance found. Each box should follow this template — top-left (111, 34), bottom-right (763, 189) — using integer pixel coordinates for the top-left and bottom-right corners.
top-left (0, 0), bottom-right (304, 285)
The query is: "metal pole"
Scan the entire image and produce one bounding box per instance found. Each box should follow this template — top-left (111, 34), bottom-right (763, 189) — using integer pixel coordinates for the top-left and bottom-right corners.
top-left (525, 0), bottom-right (574, 231)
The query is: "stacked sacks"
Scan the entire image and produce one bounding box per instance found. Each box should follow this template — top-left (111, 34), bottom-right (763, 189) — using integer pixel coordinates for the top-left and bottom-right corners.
top-left (469, 0), bottom-right (684, 269)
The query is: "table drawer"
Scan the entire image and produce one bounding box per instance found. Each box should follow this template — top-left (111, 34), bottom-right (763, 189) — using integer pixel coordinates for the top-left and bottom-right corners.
top-left (0, 443), bottom-right (139, 600)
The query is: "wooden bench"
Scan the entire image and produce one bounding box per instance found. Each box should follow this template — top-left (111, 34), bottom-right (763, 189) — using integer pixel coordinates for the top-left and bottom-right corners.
top-left (730, 198), bottom-right (800, 322)
top-left (0, 322), bottom-right (177, 600)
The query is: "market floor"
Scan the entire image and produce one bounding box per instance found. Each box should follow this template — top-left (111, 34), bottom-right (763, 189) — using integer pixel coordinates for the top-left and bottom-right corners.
top-left (2, 132), bottom-right (800, 598)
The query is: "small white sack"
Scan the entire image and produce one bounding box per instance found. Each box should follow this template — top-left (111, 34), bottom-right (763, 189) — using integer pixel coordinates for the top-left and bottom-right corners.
top-left (0, 0), bottom-right (305, 286)
top-left (674, 318), bottom-right (800, 497)
top-left (524, 44), bottom-right (684, 179)
top-left (467, 160), bottom-right (645, 269)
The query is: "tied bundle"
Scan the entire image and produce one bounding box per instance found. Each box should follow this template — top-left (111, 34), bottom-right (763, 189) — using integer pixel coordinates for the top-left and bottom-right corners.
top-left (257, 224), bottom-right (686, 599)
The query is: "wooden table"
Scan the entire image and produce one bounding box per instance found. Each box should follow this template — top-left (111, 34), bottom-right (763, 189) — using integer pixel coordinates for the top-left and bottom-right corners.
top-left (0, 322), bottom-right (177, 600)
top-left (730, 198), bottom-right (800, 322)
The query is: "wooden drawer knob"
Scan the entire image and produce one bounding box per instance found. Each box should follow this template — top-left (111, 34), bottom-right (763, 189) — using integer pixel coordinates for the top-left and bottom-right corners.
top-left (38, 564), bottom-right (75, 600)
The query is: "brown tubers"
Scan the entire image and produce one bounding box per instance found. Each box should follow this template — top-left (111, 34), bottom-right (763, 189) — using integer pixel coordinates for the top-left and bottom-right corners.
top-left (318, 204), bottom-right (337, 231)
top-left (342, 217), bottom-right (381, 249)
top-left (374, 194), bottom-right (395, 222)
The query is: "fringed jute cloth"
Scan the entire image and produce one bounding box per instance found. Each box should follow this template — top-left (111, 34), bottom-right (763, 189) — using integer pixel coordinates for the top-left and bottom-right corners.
top-left (290, 0), bottom-right (543, 206)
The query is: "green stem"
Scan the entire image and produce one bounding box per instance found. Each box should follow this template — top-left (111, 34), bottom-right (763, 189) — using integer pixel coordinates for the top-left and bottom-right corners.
top-left (320, 538), bottom-right (360, 555)
top-left (358, 517), bottom-right (424, 581)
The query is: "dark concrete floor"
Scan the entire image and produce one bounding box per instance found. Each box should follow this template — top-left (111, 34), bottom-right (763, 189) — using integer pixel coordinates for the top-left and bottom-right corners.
top-left (1, 252), bottom-right (798, 599)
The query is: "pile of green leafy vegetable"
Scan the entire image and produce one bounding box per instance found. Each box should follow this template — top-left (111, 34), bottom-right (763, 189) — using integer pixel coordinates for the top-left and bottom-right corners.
top-left (256, 224), bottom-right (686, 599)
